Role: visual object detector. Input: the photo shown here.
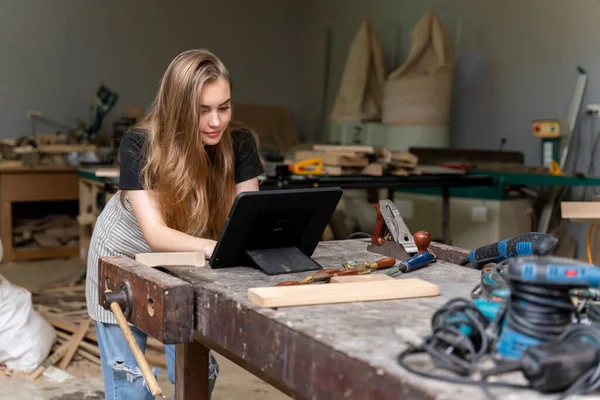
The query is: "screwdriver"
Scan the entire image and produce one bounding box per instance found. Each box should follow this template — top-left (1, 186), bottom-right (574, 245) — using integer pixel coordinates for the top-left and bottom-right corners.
top-left (384, 250), bottom-right (436, 276)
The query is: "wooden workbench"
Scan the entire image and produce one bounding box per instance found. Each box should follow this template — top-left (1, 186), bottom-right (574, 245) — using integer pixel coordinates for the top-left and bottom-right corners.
top-left (0, 165), bottom-right (79, 262)
top-left (99, 239), bottom-right (555, 400)
top-left (77, 167), bottom-right (118, 262)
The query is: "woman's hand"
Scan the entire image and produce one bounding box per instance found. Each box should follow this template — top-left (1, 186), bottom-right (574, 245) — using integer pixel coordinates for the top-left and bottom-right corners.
top-left (202, 240), bottom-right (217, 259)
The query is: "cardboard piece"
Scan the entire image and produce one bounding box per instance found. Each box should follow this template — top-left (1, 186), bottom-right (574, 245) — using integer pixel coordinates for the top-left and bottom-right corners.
top-left (330, 20), bottom-right (386, 122)
top-left (232, 103), bottom-right (299, 154)
top-left (383, 9), bottom-right (454, 125)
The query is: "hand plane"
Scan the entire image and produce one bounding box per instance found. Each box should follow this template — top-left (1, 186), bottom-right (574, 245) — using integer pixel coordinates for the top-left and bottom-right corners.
top-left (367, 199), bottom-right (427, 261)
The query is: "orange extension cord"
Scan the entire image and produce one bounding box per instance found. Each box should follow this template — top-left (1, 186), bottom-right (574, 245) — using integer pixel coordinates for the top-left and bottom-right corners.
top-left (588, 224), bottom-right (596, 264)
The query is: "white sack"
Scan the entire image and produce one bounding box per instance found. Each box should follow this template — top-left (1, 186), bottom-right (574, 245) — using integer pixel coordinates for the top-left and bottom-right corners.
top-left (0, 274), bottom-right (56, 372)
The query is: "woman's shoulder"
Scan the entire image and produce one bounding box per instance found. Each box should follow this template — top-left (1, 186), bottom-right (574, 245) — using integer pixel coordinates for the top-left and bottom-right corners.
top-left (120, 127), bottom-right (149, 150)
top-left (123, 127), bottom-right (149, 142)
top-left (230, 126), bottom-right (255, 142)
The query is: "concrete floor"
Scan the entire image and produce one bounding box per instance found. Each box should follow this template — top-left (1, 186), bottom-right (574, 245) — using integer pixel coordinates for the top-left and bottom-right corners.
top-left (0, 257), bottom-right (290, 400)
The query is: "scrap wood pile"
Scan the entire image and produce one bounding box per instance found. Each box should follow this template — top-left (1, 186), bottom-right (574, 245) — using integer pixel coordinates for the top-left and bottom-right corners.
top-left (13, 214), bottom-right (79, 252)
top-left (25, 283), bottom-right (167, 378)
top-left (0, 132), bottom-right (96, 168)
top-left (293, 144), bottom-right (420, 176)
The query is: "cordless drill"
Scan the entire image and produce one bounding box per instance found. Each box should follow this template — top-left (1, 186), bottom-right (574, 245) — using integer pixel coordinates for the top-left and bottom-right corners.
top-left (459, 232), bottom-right (559, 270)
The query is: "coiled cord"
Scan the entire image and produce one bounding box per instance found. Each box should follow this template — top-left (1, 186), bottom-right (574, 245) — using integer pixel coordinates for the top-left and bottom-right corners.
top-left (505, 280), bottom-right (577, 342)
top-left (396, 297), bottom-right (527, 399)
top-left (426, 298), bottom-right (490, 375)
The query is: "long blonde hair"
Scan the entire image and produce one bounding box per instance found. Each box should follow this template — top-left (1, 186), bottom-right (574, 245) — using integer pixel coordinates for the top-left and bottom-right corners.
top-left (126, 49), bottom-right (257, 240)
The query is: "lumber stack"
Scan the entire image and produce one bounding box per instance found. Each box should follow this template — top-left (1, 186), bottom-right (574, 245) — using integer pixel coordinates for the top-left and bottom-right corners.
top-left (30, 283), bottom-right (167, 376)
top-left (293, 144), bottom-right (420, 176)
top-left (13, 214), bottom-right (79, 251)
top-left (0, 132), bottom-right (96, 168)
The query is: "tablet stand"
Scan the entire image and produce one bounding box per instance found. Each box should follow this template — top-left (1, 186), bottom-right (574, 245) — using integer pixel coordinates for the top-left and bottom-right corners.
top-left (245, 246), bottom-right (323, 275)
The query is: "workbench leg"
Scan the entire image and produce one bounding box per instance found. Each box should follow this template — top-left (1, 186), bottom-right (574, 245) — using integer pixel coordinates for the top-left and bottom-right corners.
top-left (387, 188), bottom-right (395, 201)
top-left (441, 187), bottom-right (450, 245)
top-left (175, 341), bottom-right (210, 400)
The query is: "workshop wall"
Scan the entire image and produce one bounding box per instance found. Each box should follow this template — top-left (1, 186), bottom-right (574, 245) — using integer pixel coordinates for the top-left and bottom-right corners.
top-left (0, 0), bottom-right (301, 140)
top-left (298, 0), bottom-right (600, 167)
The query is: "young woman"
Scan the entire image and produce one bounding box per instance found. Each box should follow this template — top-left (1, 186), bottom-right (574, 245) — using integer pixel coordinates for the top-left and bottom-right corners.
top-left (85, 48), bottom-right (264, 399)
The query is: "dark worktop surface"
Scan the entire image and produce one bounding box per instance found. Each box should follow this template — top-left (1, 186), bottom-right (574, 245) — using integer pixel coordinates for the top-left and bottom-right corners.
top-left (166, 239), bottom-right (558, 400)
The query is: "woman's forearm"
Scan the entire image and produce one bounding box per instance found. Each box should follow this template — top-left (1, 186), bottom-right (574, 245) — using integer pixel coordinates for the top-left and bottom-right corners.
top-left (126, 190), bottom-right (216, 256)
top-left (145, 225), bottom-right (215, 254)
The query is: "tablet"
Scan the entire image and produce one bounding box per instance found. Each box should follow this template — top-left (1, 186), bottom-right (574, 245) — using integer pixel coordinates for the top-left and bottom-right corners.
top-left (208, 187), bottom-right (343, 275)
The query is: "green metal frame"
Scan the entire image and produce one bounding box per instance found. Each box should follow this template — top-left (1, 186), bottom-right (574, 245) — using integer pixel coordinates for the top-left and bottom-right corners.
top-left (77, 167), bottom-right (600, 202)
top-left (396, 170), bottom-right (600, 201)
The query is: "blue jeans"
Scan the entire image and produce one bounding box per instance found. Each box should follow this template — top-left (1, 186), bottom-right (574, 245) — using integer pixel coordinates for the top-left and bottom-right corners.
top-left (95, 321), bottom-right (218, 399)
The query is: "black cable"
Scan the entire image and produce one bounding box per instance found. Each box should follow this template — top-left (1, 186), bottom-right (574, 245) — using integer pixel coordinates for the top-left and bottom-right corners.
top-left (346, 232), bottom-right (371, 240)
top-left (587, 301), bottom-right (600, 323)
top-left (505, 280), bottom-right (576, 343)
top-left (470, 283), bottom-right (482, 299)
top-left (397, 285), bottom-right (580, 398)
top-left (394, 296), bottom-right (507, 398)
top-left (396, 345), bottom-right (528, 389)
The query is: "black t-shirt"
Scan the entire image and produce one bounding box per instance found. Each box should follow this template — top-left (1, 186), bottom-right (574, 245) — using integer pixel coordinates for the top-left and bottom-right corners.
top-left (118, 128), bottom-right (264, 190)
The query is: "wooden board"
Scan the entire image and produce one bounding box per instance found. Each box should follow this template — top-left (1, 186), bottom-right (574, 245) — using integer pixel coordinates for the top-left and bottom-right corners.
top-left (561, 201), bottom-right (600, 223)
top-left (312, 144), bottom-right (375, 154)
top-left (248, 278), bottom-right (439, 308)
top-left (94, 168), bottom-right (119, 178)
top-left (135, 251), bottom-right (205, 267)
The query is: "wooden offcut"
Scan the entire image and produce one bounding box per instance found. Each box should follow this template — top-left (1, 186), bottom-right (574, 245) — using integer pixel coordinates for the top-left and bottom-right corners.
top-left (58, 318), bottom-right (91, 370)
top-left (135, 251), bottom-right (205, 267)
top-left (248, 278), bottom-right (439, 308)
top-left (561, 201), bottom-right (600, 223)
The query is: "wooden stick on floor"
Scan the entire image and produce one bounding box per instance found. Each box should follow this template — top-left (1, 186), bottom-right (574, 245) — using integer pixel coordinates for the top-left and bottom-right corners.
top-left (58, 318), bottom-right (91, 370)
top-left (109, 297), bottom-right (165, 398)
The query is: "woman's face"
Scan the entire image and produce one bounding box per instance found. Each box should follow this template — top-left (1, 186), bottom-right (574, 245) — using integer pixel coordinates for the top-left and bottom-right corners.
top-left (199, 77), bottom-right (231, 146)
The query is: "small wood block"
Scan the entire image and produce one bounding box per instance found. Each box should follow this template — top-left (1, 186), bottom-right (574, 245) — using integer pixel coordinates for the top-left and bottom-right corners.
top-left (94, 168), bottom-right (120, 178)
top-left (312, 144), bottom-right (375, 154)
top-left (248, 278), bottom-right (440, 308)
top-left (99, 256), bottom-right (194, 343)
top-left (561, 201), bottom-right (600, 223)
top-left (361, 163), bottom-right (383, 176)
top-left (135, 252), bottom-right (205, 267)
top-left (330, 274), bottom-right (393, 283)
